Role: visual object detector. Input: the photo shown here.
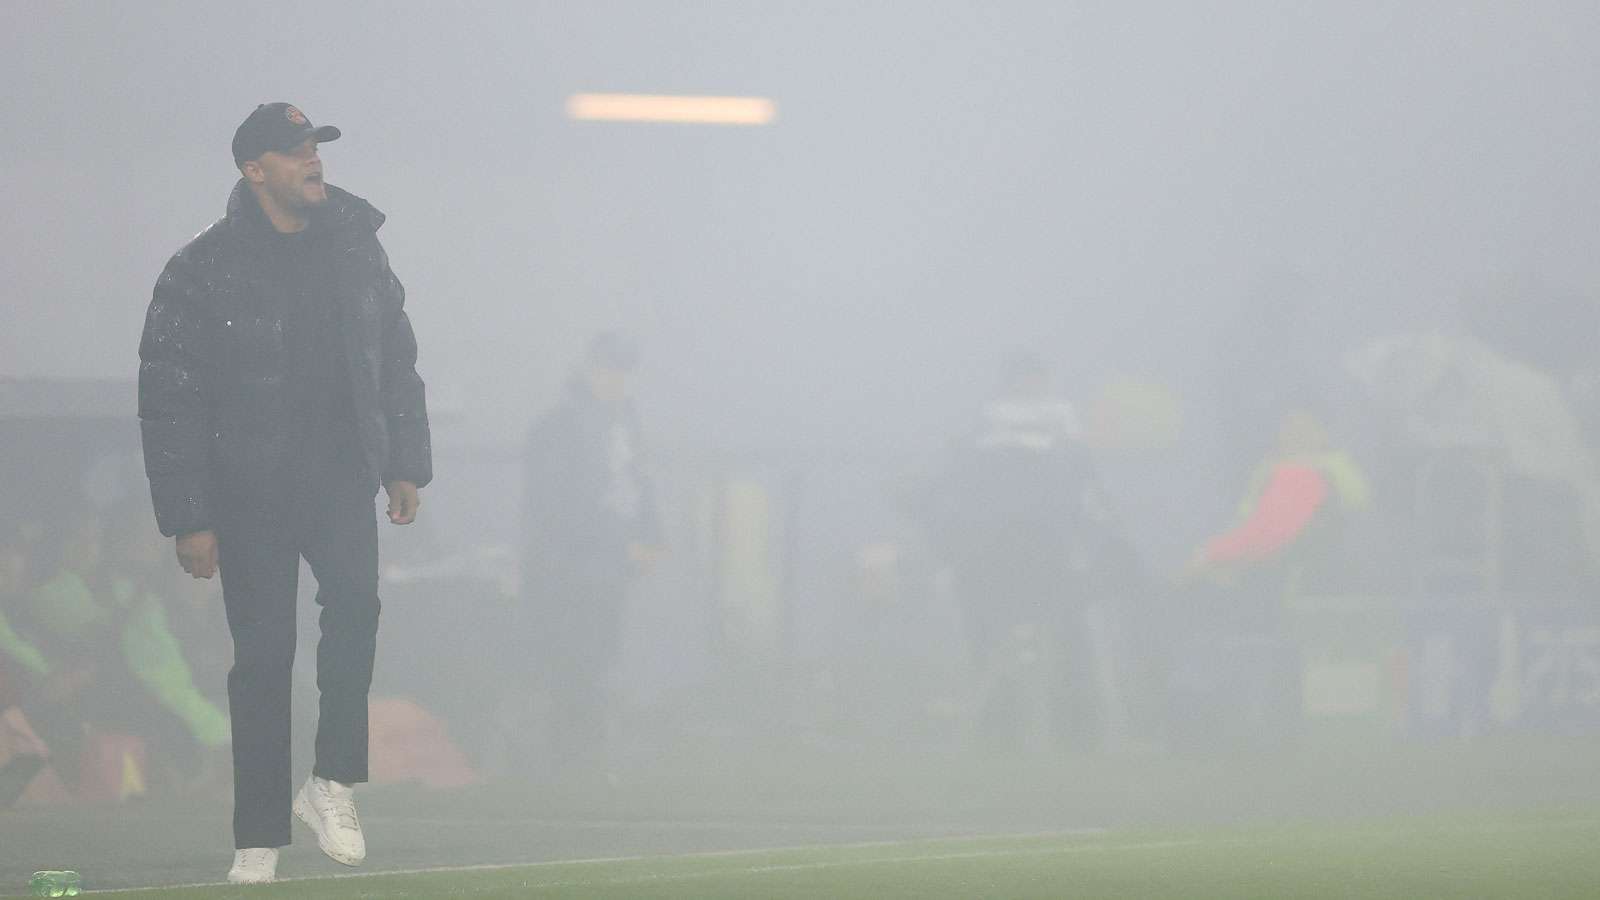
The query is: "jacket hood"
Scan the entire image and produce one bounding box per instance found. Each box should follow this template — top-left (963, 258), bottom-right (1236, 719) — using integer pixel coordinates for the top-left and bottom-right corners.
top-left (224, 178), bottom-right (386, 236)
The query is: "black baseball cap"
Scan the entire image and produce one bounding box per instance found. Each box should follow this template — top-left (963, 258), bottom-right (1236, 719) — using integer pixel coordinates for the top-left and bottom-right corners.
top-left (231, 102), bottom-right (341, 167)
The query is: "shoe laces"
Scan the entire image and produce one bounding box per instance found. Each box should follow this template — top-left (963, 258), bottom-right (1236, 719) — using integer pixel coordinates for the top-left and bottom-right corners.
top-left (317, 780), bottom-right (361, 832)
top-left (237, 848), bottom-right (273, 868)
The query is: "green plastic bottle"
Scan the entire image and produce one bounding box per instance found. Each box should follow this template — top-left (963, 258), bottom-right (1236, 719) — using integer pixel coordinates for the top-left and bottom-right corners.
top-left (29, 870), bottom-right (81, 897)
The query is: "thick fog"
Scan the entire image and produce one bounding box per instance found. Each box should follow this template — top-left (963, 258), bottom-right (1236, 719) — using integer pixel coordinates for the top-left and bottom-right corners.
top-left (5, 0), bottom-right (1600, 868)
top-left (9, 3), bottom-right (1599, 440)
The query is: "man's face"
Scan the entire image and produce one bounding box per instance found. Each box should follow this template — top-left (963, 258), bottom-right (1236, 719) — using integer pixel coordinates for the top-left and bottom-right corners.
top-left (243, 137), bottom-right (326, 210)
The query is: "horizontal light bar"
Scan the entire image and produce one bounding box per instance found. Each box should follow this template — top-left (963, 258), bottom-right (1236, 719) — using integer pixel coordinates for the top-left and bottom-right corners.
top-left (566, 93), bottom-right (776, 125)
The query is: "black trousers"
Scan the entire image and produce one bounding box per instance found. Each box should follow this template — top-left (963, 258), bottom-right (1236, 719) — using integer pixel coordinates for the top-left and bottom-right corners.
top-left (526, 566), bottom-right (627, 769)
top-left (954, 560), bottom-right (1100, 749)
top-left (216, 470), bottom-right (380, 849)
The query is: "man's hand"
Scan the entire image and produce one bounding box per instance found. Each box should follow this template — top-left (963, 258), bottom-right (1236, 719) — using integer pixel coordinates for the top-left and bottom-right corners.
top-left (386, 480), bottom-right (421, 525)
top-left (176, 530), bottom-right (219, 580)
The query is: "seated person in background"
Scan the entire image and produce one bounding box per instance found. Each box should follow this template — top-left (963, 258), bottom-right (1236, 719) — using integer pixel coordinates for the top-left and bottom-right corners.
top-left (1186, 410), bottom-right (1371, 621)
top-left (3, 512), bottom-right (229, 794)
top-left (1161, 411), bottom-right (1370, 749)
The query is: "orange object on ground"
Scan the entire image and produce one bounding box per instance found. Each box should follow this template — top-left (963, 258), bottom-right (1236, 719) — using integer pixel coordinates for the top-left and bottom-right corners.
top-left (368, 696), bottom-right (481, 789)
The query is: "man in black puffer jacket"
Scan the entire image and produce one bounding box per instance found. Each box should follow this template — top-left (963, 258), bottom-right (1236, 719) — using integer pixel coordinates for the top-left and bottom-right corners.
top-left (138, 103), bottom-right (431, 884)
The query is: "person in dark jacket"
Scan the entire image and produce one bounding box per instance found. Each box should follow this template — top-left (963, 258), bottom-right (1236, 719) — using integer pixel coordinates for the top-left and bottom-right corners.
top-left (919, 351), bottom-right (1126, 750)
top-left (520, 332), bottom-right (662, 773)
top-left (137, 103), bottom-right (431, 884)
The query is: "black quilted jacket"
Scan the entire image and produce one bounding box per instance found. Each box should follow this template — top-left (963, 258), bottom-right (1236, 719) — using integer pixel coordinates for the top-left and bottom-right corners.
top-left (138, 179), bottom-right (432, 536)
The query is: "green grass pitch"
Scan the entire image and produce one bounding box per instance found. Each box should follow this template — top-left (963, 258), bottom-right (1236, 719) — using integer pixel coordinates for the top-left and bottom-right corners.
top-left (59, 811), bottom-right (1600, 899)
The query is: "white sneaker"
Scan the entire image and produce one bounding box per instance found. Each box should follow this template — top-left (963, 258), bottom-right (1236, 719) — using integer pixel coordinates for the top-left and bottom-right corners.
top-left (294, 775), bottom-right (366, 866)
top-left (228, 847), bottom-right (279, 884)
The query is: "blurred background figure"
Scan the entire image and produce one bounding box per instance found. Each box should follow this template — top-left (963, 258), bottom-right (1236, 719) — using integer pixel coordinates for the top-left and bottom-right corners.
top-left (1170, 409), bottom-right (1372, 751)
top-left (0, 510), bottom-right (228, 801)
top-left (520, 331), bottom-right (664, 775)
top-left (1187, 410), bottom-right (1372, 615)
top-left (97, 505), bottom-right (232, 790)
top-left (1347, 321), bottom-right (1600, 596)
top-left (910, 351), bottom-right (1129, 752)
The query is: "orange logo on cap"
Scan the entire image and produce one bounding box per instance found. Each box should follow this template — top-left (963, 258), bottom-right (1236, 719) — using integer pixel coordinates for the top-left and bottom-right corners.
top-left (284, 106), bottom-right (308, 125)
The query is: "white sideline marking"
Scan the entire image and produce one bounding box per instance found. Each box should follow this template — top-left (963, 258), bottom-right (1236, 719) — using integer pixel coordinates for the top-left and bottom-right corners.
top-left (359, 815), bottom-right (1048, 832)
top-left (519, 839), bottom-right (1215, 892)
top-left (98, 818), bottom-right (1600, 895)
top-left (119, 830), bottom-right (1109, 893)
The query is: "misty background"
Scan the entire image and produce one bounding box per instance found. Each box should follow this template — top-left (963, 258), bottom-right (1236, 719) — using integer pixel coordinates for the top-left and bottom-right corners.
top-left (8, 2), bottom-right (1598, 446)
top-left (5, 0), bottom-right (1600, 876)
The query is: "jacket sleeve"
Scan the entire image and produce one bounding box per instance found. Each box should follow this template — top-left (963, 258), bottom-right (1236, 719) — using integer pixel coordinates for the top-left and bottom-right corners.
top-left (120, 595), bottom-right (231, 749)
top-left (377, 246), bottom-right (433, 488)
top-left (138, 254), bottom-right (215, 537)
top-left (1202, 463), bottom-right (1329, 565)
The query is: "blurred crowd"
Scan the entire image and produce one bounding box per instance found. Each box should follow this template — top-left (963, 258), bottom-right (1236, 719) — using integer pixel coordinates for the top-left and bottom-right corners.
top-left (888, 279), bottom-right (1600, 753)
top-left (0, 503), bottom-right (231, 808)
top-left (6, 279), bottom-right (1600, 807)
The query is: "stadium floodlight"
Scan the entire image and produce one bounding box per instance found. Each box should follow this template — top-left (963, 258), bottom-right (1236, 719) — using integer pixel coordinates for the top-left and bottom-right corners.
top-left (565, 93), bottom-right (777, 125)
